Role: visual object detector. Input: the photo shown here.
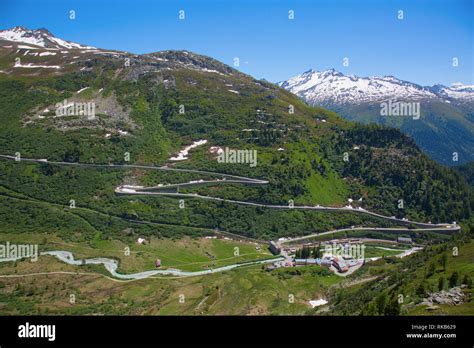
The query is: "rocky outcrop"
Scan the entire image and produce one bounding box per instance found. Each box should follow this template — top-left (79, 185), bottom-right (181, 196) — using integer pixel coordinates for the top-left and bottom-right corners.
top-left (420, 286), bottom-right (468, 307)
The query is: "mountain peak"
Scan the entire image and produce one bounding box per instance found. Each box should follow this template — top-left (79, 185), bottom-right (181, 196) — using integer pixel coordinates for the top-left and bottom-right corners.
top-left (36, 27), bottom-right (54, 36)
top-left (144, 49), bottom-right (239, 76)
top-left (10, 25), bottom-right (28, 32)
top-left (0, 26), bottom-right (95, 50)
top-left (280, 68), bottom-right (474, 105)
top-left (301, 68), bottom-right (342, 77)
top-left (451, 82), bottom-right (474, 90)
top-left (321, 68), bottom-right (341, 75)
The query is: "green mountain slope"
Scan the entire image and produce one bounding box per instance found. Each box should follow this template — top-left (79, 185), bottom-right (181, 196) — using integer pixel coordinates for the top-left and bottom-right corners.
top-left (0, 34), bottom-right (473, 241)
top-left (455, 161), bottom-right (474, 186)
top-left (325, 101), bottom-right (474, 166)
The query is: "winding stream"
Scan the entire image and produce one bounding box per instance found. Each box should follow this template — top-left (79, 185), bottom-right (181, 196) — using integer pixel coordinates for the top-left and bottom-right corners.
top-left (41, 251), bottom-right (283, 279)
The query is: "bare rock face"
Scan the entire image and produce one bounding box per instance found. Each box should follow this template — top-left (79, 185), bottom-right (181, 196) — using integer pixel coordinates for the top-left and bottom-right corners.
top-left (422, 286), bottom-right (467, 307)
top-left (25, 90), bottom-right (137, 134)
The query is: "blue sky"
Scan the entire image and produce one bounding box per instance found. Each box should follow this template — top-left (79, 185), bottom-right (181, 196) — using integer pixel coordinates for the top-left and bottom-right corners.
top-left (1, 0), bottom-right (472, 86)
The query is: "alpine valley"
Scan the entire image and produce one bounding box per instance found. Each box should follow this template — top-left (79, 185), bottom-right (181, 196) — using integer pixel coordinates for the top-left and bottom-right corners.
top-left (0, 27), bottom-right (472, 316)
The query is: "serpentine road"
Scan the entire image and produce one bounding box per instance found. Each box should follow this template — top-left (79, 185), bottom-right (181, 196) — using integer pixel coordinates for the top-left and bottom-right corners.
top-left (277, 226), bottom-right (458, 247)
top-left (0, 154), bottom-right (460, 279)
top-left (0, 154), bottom-right (458, 230)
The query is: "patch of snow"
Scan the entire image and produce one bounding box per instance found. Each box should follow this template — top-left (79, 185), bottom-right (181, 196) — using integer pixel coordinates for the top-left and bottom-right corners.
top-left (120, 188), bottom-right (136, 193)
top-left (309, 299), bottom-right (328, 308)
top-left (49, 36), bottom-right (95, 50)
top-left (201, 68), bottom-right (225, 76)
top-left (39, 51), bottom-right (57, 56)
top-left (76, 87), bottom-right (89, 94)
top-left (209, 146), bottom-right (224, 155)
top-left (169, 139), bottom-right (208, 161)
top-left (14, 61), bottom-right (60, 69)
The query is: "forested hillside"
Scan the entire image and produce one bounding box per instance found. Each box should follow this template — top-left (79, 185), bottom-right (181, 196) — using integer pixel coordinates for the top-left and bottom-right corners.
top-left (0, 41), bottom-right (473, 241)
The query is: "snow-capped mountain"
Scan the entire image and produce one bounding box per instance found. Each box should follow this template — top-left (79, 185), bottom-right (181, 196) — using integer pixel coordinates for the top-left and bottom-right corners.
top-left (279, 69), bottom-right (474, 105)
top-left (279, 69), bottom-right (474, 166)
top-left (0, 26), bottom-right (242, 78)
top-left (0, 26), bottom-right (96, 50)
top-left (431, 83), bottom-right (474, 102)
